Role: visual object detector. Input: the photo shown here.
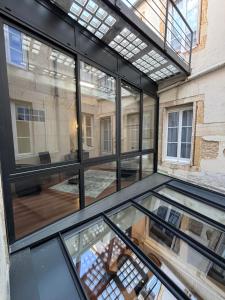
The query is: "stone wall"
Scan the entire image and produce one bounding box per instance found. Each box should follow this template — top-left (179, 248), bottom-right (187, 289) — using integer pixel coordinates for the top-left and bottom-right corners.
top-left (158, 0), bottom-right (225, 194)
top-left (158, 66), bottom-right (225, 193)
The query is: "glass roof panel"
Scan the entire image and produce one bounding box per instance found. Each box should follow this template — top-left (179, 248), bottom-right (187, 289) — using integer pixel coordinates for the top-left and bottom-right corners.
top-left (157, 186), bottom-right (225, 225)
top-left (50, 0), bottom-right (182, 82)
top-left (109, 206), bottom-right (225, 300)
top-left (137, 194), bottom-right (225, 260)
top-left (64, 219), bottom-right (176, 299)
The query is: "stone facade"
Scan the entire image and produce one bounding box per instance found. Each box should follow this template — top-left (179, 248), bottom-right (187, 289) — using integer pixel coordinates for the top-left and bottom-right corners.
top-left (158, 0), bottom-right (225, 194)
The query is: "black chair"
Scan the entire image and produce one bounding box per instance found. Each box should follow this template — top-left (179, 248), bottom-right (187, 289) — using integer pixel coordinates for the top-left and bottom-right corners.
top-left (39, 151), bottom-right (51, 164)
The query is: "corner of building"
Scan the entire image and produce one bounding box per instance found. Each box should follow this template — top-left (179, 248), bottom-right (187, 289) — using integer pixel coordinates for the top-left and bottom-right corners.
top-left (0, 168), bottom-right (10, 300)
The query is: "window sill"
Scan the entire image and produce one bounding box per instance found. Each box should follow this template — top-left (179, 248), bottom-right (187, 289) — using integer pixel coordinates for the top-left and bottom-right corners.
top-left (164, 159), bottom-right (191, 166)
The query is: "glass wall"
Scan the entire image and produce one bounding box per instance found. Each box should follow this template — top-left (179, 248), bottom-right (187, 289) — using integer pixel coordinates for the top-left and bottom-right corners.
top-left (121, 83), bottom-right (140, 153)
top-left (11, 169), bottom-right (80, 238)
top-left (142, 94), bottom-right (155, 150)
top-left (2, 24), bottom-right (157, 240)
top-left (110, 205), bottom-right (225, 300)
top-left (4, 25), bottom-right (78, 167)
top-left (64, 220), bottom-right (176, 300)
top-left (121, 156), bottom-right (140, 189)
top-left (84, 161), bottom-right (117, 206)
top-left (142, 153), bottom-right (154, 178)
top-left (80, 61), bottom-right (116, 159)
top-left (139, 194), bottom-right (225, 258)
top-left (157, 186), bottom-right (225, 225)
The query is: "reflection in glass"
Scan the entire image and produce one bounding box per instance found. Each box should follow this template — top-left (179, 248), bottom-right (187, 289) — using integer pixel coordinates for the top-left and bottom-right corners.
top-left (143, 94), bottom-right (155, 150)
top-left (121, 83), bottom-right (140, 153)
top-left (11, 169), bottom-right (80, 238)
top-left (139, 195), bottom-right (224, 259)
top-left (64, 220), bottom-right (176, 299)
top-left (110, 206), bottom-right (225, 300)
top-left (80, 61), bottom-right (116, 159)
top-left (142, 154), bottom-right (154, 178)
top-left (84, 161), bottom-right (117, 206)
top-left (157, 187), bottom-right (225, 225)
top-left (4, 25), bottom-right (78, 167)
top-left (121, 156), bottom-right (140, 189)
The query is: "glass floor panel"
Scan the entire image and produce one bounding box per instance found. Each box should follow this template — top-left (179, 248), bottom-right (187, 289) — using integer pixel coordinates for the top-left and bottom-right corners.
top-left (64, 220), bottom-right (176, 300)
top-left (137, 194), bottom-right (225, 260)
top-left (109, 206), bottom-right (225, 300)
top-left (157, 187), bottom-right (225, 225)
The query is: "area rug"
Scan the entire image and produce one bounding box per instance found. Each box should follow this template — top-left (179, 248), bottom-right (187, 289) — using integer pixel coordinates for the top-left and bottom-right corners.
top-left (50, 169), bottom-right (116, 198)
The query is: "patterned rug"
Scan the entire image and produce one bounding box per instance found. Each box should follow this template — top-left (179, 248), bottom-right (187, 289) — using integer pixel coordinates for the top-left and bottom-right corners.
top-left (50, 169), bottom-right (116, 198)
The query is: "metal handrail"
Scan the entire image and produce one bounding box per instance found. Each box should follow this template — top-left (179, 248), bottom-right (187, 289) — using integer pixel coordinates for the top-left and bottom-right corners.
top-left (164, 0), bottom-right (193, 65)
top-left (124, 0), bottom-right (165, 39)
top-left (170, 0), bottom-right (193, 34)
top-left (121, 0), bottom-right (193, 67)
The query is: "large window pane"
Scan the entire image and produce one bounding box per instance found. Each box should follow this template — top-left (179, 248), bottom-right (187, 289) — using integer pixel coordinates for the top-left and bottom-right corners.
top-left (121, 156), bottom-right (140, 188)
top-left (84, 161), bottom-right (117, 206)
top-left (142, 94), bottom-right (155, 149)
top-left (139, 195), bottom-right (224, 259)
top-left (110, 206), bottom-right (225, 299)
top-left (80, 62), bottom-right (116, 159)
top-left (142, 153), bottom-right (154, 178)
top-left (121, 83), bottom-right (140, 153)
top-left (64, 220), bottom-right (176, 300)
top-left (11, 169), bottom-right (80, 238)
top-left (157, 187), bottom-right (225, 225)
top-left (4, 25), bottom-right (78, 167)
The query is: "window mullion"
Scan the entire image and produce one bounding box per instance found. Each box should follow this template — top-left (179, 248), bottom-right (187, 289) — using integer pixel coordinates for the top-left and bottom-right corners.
top-left (177, 110), bottom-right (182, 161)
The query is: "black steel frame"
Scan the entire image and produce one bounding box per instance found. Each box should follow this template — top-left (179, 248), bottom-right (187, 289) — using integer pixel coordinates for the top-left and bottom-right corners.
top-left (131, 201), bottom-right (225, 269)
top-left (10, 178), bottom-right (225, 253)
top-left (12, 178), bottom-right (225, 300)
top-left (165, 181), bottom-right (225, 211)
top-left (0, 2), bottom-right (159, 244)
top-left (150, 190), bottom-right (225, 233)
top-left (103, 0), bottom-right (193, 74)
top-left (111, 0), bottom-right (193, 69)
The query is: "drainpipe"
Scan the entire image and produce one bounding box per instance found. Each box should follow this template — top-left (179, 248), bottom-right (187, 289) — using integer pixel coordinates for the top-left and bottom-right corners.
top-left (157, 60), bottom-right (225, 94)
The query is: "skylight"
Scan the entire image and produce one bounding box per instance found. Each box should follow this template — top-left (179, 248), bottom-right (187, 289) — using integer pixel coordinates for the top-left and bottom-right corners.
top-left (69, 0), bottom-right (116, 39)
top-left (109, 28), bottom-right (147, 60)
top-left (50, 0), bottom-right (183, 82)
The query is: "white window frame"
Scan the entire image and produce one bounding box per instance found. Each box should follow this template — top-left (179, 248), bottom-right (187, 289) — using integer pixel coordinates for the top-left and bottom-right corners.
top-left (4, 24), bottom-right (27, 69)
top-left (11, 102), bottom-right (33, 157)
top-left (165, 106), bottom-right (193, 164)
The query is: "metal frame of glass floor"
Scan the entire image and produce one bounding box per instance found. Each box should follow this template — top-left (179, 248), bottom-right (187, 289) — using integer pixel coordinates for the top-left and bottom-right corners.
top-left (10, 173), bottom-right (225, 300)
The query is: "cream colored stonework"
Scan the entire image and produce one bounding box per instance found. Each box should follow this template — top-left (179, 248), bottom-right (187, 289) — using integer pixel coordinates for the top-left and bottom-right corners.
top-left (158, 0), bottom-right (225, 193)
top-left (201, 140), bottom-right (219, 159)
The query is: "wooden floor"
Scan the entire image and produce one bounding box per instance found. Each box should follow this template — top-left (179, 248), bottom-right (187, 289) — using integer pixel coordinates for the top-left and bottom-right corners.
top-left (13, 189), bottom-right (80, 239)
top-left (13, 176), bottom-right (136, 239)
